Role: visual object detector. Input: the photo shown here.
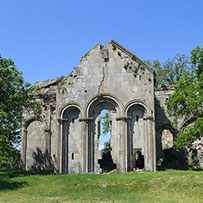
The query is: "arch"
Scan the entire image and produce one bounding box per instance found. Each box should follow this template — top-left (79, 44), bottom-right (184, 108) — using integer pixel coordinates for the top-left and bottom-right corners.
top-left (60, 104), bottom-right (82, 174)
top-left (24, 116), bottom-right (47, 130)
top-left (126, 102), bottom-right (147, 171)
top-left (127, 104), bottom-right (146, 117)
top-left (124, 99), bottom-right (152, 118)
top-left (157, 124), bottom-right (178, 137)
top-left (85, 93), bottom-right (123, 117)
top-left (59, 102), bottom-right (84, 119)
top-left (22, 116), bottom-right (48, 170)
top-left (156, 124), bottom-right (178, 161)
top-left (62, 106), bottom-right (81, 119)
top-left (25, 118), bottom-right (48, 170)
top-left (85, 94), bottom-right (122, 173)
top-left (179, 117), bottom-right (197, 130)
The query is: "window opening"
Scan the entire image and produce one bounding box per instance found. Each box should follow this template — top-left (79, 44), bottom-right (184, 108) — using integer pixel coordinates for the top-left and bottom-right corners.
top-left (161, 129), bottom-right (173, 150)
top-left (98, 109), bottom-right (116, 172)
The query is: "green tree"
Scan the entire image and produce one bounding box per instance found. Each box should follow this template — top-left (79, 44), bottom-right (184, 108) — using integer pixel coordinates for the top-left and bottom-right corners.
top-left (0, 55), bottom-right (41, 169)
top-left (166, 46), bottom-right (203, 149)
top-left (190, 45), bottom-right (203, 78)
top-left (101, 112), bottom-right (110, 136)
top-left (101, 140), bottom-right (112, 154)
top-left (162, 54), bottom-right (189, 85)
top-left (146, 54), bottom-right (189, 87)
top-left (101, 112), bottom-right (112, 153)
top-left (145, 59), bottom-right (163, 88)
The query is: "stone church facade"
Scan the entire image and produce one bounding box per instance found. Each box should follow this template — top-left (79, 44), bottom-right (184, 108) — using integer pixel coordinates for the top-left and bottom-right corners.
top-left (21, 40), bottom-right (199, 173)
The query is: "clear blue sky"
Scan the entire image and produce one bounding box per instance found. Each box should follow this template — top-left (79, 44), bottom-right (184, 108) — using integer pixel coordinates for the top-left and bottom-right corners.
top-left (0, 0), bottom-right (202, 84)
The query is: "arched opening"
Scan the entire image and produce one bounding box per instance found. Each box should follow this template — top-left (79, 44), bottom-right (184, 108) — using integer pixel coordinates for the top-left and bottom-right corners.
top-left (161, 129), bottom-right (173, 150)
top-left (156, 124), bottom-right (178, 162)
top-left (62, 106), bottom-right (81, 174)
top-left (157, 127), bottom-right (188, 170)
top-left (98, 109), bottom-right (116, 172)
top-left (26, 120), bottom-right (46, 170)
top-left (87, 97), bottom-right (119, 173)
top-left (127, 104), bottom-right (146, 171)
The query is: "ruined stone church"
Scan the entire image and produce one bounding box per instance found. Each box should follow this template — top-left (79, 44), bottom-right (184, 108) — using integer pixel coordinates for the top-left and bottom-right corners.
top-left (21, 40), bottom-right (183, 173)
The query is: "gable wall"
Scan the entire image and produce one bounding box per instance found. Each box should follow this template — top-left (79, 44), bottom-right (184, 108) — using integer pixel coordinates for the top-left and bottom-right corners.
top-left (56, 42), bottom-right (154, 114)
top-left (21, 41), bottom-right (156, 173)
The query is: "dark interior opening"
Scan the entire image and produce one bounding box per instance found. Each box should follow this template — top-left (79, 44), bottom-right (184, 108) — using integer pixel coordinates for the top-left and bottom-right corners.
top-left (133, 150), bottom-right (144, 169)
top-left (98, 151), bottom-right (116, 172)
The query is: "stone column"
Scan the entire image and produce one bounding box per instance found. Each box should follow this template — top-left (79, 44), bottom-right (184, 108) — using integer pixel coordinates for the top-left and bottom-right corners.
top-left (150, 117), bottom-right (156, 171)
top-left (143, 117), bottom-right (148, 170)
top-left (57, 118), bottom-right (63, 174)
top-left (117, 116), bottom-right (128, 173)
top-left (44, 129), bottom-right (51, 168)
top-left (125, 117), bottom-right (132, 171)
top-left (120, 119), bottom-right (125, 173)
top-left (148, 118), bottom-right (153, 171)
top-left (85, 120), bottom-right (89, 173)
top-left (126, 118), bottom-right (130, 171)
top-left (145, 116), bottom-right (156, 171)
top-left (22, 127), bottom-right (27, 170)
top-left (79, 117), bottom-right (93, 173)
top-left (79, 118), bottom-right (87, 173)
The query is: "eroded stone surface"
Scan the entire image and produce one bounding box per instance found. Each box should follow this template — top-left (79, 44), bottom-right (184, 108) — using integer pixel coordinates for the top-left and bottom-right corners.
top-left (161, 129), bottom-right (173, 150)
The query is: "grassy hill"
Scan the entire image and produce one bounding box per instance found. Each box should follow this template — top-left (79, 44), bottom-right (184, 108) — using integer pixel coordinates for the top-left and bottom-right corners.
top-left (0, 170), bottom-right (203, 203)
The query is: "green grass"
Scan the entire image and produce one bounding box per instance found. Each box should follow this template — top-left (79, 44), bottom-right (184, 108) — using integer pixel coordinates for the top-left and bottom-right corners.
top-left (0, 170), bottom-right (203, 203)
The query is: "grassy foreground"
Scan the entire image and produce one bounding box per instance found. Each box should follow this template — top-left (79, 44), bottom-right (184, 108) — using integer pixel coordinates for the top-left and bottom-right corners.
top-left (0, 170), bottom-right (203, 203)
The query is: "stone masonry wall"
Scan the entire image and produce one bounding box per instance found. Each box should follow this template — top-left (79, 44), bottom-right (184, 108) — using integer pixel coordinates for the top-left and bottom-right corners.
top-left (21, 40), bottom-right (157, 173)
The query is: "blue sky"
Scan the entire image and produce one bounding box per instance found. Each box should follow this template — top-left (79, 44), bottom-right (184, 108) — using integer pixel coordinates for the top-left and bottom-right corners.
top-left (0, 0), bottom-right (203, 84)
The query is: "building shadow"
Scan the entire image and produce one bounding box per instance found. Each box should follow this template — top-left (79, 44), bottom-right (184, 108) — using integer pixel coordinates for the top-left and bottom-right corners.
top-left (0, 180), bottom-right (28, 191)
top-left (157, 148), bottom-right (189, 170)
top-left (155, 97), bottom-right (188, 170)
top-left (31, 147), bottom-right (53, 170)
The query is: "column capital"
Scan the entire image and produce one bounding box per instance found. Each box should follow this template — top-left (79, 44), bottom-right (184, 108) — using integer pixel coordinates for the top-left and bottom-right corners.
top-left (79, 117), bottom-right (93, 123)
top-left (57, 118), bottom-right (68, 124)
top-left (143, 116), bottom-right (154, 120)
top-left (116, 116), bottom-right (131, 121)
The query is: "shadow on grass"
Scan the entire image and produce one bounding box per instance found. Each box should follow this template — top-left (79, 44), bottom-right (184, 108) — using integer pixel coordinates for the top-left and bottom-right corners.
top-left (0, 169), bottom-right (54, 178)
top-left (0, 180), bottom-right (28, 190)
top-left (0, 169), bottom-right (54, 191)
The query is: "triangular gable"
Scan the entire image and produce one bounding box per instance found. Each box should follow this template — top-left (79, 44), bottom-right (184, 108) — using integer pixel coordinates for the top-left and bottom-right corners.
top-left (111, 40), bottom-right (154, 74)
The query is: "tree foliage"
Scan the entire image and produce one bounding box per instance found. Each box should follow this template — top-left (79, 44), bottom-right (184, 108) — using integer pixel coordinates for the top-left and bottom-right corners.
top-left (146, 54), bottom-right (189, 87)
top-left (0, 55), bottom-right (41, 169)
top-left (166, 46), bottom-right (203, 149)
top-left (101, 112), bottom-right (110, 136)
top-left (161, 54), bottom-right (189, 85)
top-left (101, 140), bottom-right (112, 154)
top-left (101, 112), bottom-right (112, 154)
top-left (190, 45), bottom-right (203, 79)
